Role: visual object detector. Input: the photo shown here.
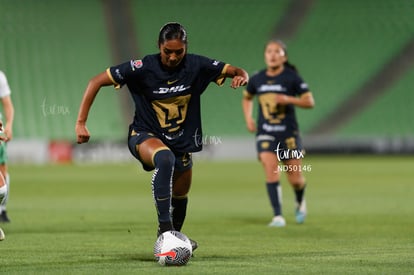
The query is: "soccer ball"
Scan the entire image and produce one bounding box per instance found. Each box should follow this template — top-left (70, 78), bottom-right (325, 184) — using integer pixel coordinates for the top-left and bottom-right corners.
top-left (154, 230), bottom-right (192, 266)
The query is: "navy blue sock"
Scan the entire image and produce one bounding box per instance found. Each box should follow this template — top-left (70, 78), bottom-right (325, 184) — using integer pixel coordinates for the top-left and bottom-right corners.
top-left (294, 184), bottom-right (306, 204)
top-left (152, 150), bottom-right (175, 227)
top-left (172, 196), bottom-right (188, 231)
top-left (266, 181), bottom-right (282, 216)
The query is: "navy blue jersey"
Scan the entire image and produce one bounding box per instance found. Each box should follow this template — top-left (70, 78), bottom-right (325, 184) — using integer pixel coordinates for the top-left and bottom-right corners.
top-left (245, 67), bottom-right (309, 136)
top-left (107, 53), bottom-right (227, 152)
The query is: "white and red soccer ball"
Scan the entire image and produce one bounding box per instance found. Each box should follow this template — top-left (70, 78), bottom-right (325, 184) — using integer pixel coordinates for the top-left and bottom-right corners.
top-left (154, 230), bottom-right (192, 266)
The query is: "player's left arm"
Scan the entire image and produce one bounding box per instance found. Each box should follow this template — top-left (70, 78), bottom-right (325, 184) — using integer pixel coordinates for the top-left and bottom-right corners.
top-left (0, 95), bottom-right (14, 142)
top-left (276, 91), bottom-right (315, 109)
top-left (223, 65), bottom-right (249, 89)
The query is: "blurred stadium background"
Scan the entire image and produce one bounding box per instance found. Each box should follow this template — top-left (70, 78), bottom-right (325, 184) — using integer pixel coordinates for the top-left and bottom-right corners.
top-left (1, 0), bottom-right (414, 164)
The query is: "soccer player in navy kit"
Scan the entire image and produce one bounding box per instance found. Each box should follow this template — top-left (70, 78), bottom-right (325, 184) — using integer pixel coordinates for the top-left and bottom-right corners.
top-left (76, 22), bottom-right (248, 250)
top-left (242, 40), bottom-right (314, 227)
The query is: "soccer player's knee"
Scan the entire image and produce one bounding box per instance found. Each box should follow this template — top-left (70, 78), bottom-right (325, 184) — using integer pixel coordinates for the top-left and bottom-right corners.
top-left (153, 149), bottom-right (175, 170)
top-left (291, 179), bottom-right (305, 190)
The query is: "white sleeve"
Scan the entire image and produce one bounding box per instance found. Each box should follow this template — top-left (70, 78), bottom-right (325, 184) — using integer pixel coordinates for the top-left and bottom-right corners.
top-left (0, 71), bottom-right (11, 98)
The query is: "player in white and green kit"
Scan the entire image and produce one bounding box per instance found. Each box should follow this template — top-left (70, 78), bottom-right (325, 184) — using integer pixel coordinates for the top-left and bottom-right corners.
top-left (0, 70), bottom-right (15, 223)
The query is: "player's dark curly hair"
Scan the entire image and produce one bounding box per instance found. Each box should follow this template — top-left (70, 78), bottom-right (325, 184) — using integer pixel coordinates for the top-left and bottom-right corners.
top-left (158, 22), bottom-right (188, 47)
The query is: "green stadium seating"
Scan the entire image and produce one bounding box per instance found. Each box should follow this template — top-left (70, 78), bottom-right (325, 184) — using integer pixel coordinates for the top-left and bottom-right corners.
top-left (0, 0), bottom-right (125, 141)
top-left (288, 0), bottom-right (414, 135)
top-left (2, 0), bottom-right (414, 142)
top-left (337, 64), bottom-right (414, 138)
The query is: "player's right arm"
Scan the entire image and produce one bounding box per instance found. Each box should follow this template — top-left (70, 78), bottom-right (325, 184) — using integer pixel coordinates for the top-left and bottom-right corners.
top-left (75, 71), bottom-right (114, 144)
top-left (242, 90), bottom-right (256, 133)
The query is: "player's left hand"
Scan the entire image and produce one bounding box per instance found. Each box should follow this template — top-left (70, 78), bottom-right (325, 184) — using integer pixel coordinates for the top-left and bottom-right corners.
top-left (275, 94), bottom-right (290, 105)
top-left (230, 76), bottom-right (248, 89)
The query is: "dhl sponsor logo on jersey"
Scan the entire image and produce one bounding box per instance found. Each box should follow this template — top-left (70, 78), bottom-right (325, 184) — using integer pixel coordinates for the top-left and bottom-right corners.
top-left (153, 85), bottom-right (191, 94)
top-left (258, 84), bottom-right (286, 92)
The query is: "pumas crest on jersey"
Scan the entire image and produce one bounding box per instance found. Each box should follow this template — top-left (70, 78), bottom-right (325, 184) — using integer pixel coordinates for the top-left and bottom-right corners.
top-left (130, 59), bottom-right (143, 71)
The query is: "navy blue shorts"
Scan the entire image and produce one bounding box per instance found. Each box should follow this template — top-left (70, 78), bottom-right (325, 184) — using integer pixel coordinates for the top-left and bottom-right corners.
top-left (256, 133), bottom-right (304, 161)
top-left (127, 128), bottom-right (193, 172)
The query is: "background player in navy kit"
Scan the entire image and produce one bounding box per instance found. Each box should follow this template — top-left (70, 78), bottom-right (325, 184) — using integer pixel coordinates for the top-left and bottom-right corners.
top-left (76, 22), bottom-right (248, 249)
top-left (242, 40), bottom-right (314, 227)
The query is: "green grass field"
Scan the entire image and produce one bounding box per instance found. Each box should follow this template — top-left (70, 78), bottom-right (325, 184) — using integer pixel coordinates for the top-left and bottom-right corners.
top-left (0, 155), bottom-right (413, 274)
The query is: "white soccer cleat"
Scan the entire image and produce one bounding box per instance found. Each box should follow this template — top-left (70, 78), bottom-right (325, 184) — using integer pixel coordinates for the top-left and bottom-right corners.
top-left (295, 199), bottom-right (307, 224)
top-left (0, 227), bottom-right (5, 241)
top-left (268, 215), bottom-right (286, 227)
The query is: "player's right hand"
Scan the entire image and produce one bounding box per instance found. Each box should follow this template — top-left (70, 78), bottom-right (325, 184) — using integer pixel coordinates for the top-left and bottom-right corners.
top-left (0, 120), bottom-right (6, 142)
top-left (246, 117), bottom-right (257, 133)
top-left (75, 123), bottom-right (90, 144)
